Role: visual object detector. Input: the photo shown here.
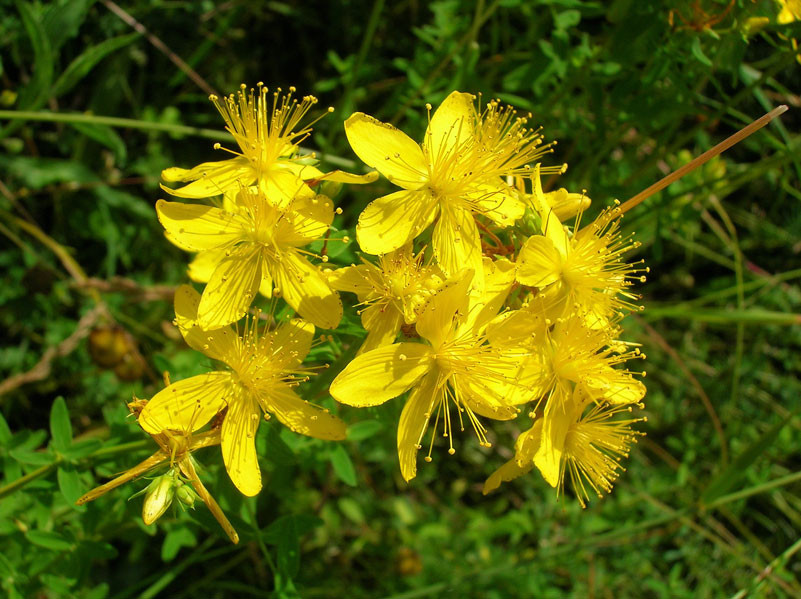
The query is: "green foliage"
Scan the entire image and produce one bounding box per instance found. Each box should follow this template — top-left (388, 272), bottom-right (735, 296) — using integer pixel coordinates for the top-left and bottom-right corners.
top-left (0, 0), bottom-right (800, 597)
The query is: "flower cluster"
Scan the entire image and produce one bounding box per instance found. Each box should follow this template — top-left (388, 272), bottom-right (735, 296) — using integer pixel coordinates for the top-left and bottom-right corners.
top-left (80, 85), bottom-right (647, 541)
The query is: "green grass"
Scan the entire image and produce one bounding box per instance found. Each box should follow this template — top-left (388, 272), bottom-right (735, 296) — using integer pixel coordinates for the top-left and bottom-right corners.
top-left (0, 0), bottom-right (800, 597)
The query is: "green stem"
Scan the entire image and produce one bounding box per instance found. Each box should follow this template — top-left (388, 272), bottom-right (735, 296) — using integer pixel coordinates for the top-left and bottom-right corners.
top-left (0, 460), bottom-right (61, 500)
top-left (0, 439), bottom-right (150, 499)
top-left (0, 109), bottom-right (230, 140)
top-left (642, 307), bottom-right (801, 325)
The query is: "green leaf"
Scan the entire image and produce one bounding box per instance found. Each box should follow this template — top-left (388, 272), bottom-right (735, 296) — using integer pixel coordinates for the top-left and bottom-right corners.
top-left (0, 156), bottom-right (97, 188)
top-left (347, 420), bottom-right (384, 442)
top-left (690, 37), bottom-right (712, 68)
top-left (68, 122), bottom-right (127, 163)
top-left (9, 447), bottom-right (54, 465)
top-left (702, 412), bottom-right (796, 504)
top-left (27, 530), bottom-right (73, 551)
top-left (329, 445), bottom-right (357, 487)
top-left (554, 9), bottom-right (581, 29)
top-left (338, 497), bottom-right (365, 524)
top-left (275, 516), bottom-right (300, 579)
top-left (52, 32), bottom-right (141, 97)
top-left (265, 425), bottom-right (295, 464)
top-left (0, 412), bottom-right (12, 446)
top-left (92, 186), bottom-right (154, 219)
top-left (61, 438), bottom-right (102, 461)
top-left (50, 397), bottom-right (72, 453)
top-left (14, 1), bottom-right (54, 112)
top-left (42, 0), bottom-right (96, 51)
top-left (161, 528), bottom-right (196, 562)
top-left (57, 466), bottom-right (83, 506)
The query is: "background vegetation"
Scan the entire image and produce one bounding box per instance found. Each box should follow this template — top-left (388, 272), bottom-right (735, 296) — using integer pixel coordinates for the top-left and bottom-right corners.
top-left (0, 0), bottom-right (799, 597)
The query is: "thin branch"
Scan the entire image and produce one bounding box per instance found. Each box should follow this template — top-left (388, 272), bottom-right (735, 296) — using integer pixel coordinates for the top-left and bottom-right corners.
top-left (619, 105), bottom-right (788, 217)
top-left (0, 304), bottom-right (105, 397)
top-left (101, 0), bottom-right (217, 97)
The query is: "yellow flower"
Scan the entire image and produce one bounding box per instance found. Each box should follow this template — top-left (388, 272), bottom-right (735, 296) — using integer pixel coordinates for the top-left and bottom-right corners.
top-left (138, 285), bottom-right (346, 496)
top-left (486, 311), bottom-right (646, 408)
top-left (515, 169), bottom-right (647, 328)
top-left (77, 399), bottom-right (239, 544)
top-left (778, 0), bottom-right (801, 24)
top-left (484, 387), bottom-right (644, 507)
top-left (327, 244), bottom-right (445, 354)
top-left (157, 186), bottom-right (342, 329)
top-left (345, 91), bottom-right (556, 285)
top-left (162, 83), bottom-right (377, 204)
top-left (330, 262), bottom-right (521, 481)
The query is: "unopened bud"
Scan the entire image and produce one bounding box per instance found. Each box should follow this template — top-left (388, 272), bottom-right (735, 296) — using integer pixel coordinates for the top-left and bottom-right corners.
top-left (175, 482), bottom-right (199, 509)
top-left (142, 473), bottom-right (176, 525)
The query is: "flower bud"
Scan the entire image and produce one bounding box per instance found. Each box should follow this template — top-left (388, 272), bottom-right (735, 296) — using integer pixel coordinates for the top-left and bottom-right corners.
top-left (175, 482), bottom-right (199, 509)
top-left (142, 474), bottom-right (176, 525)
top-left (544, 188), bottom-right (591, 221)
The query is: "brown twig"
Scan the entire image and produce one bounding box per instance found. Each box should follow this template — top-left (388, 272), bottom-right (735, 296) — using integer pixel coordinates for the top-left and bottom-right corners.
top-left (0, 304), bottom-right (105, 397)
top-left (101, 0), bottom-right (217, 97)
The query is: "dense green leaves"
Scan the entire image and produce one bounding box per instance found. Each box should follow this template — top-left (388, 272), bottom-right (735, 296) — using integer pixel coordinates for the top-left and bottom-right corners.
top-left (0, 0), bottom-right (799, 597)
top-left (49, 396), bottom-right (72, 453)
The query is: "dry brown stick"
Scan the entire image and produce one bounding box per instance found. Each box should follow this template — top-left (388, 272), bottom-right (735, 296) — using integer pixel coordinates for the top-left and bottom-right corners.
top-left (0, 304), bottom-right (105, 397)
top-left (101, 0), bottom-right (217, 97)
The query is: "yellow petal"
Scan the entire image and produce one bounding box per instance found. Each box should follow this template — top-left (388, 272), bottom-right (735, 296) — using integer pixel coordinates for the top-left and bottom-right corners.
top-left (259, 266), bottom-right (273, 299)
top-left (583, 372), bottom-right (646, 405)
top-left (482, 458), bottom-right (533, 494)
top-left (344, 113), bottom-right (429, 189)
top-left (197, 244), bottom-right (263, 329)
top-left (221, 393), bottom-right (262, 497)
top-left (271, 251), bottom-right (342, 329)
top-left (275, 193), bottom-right (333, 247)
top-left (515, 418), bottom-right (544, 463)
top-left (270, 318), bottom-right (315, 370)
top-left (485, 309), bottom-right (545, 348)
top-left (327, 264), bottom-right (373, 297)
top-left (359, 303), bottom-right (404, 354)
top-left (465, 257), bottom-right (516, 334)
top-left (259, 167), bottom-right (312, 210)
top-left (432, 203), bottom-right (483, 283)
top-left (415, 272), bottom-right (473, 348)
top-left (534, 399), bottom-right (572, 488)
top-left (311, 169), bottom-right (379, 185)
top-left (505, 355), bottom-right (551, 406)
top-left (465, 182), bottom-right (525, 226)
top-left (356, 189), bottom-right (438, 255)
top-left (156, 200), bottom-right (247, 252)
top-left (530, 164), bottom-right (570, 256)
top-left (188, 248), bottom-right (225, 283)
top-left (545, 188), bottom-right (591, 221)
top-left (173, 285), bottom-right (237, 362)
top-left (139, 372), bottom-right (232, 434)
top-left (330, 342), bottom-right (433, 407)
top-left (516, 235), bottom-right (563, 288)
top-left (424, 91), bottom-right (475, 162)
top-left (454, 373), bottom-right (519, 421)
top-left (397, 372), bottom-right (438, 482)
top-left (261, 384), bottom-right (346, 441)
top-left (161, 158), bottom-right (252, 199)
top-left (279, 162), bottom-right (324, 180)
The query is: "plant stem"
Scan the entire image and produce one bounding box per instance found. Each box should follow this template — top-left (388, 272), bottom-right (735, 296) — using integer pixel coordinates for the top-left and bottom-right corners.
top-left (0, 109), bottom-right (230, 140)
top-left (0, 439), bottom-right (150, 500)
